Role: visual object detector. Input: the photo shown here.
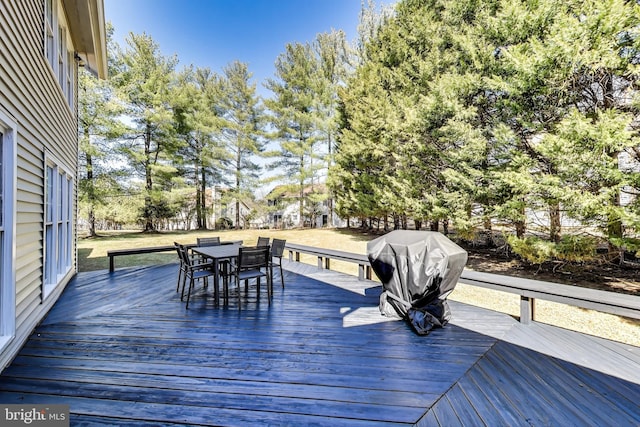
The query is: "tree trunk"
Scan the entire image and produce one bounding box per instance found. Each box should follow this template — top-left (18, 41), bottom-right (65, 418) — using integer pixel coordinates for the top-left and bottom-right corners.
top-left (430, 220), bottom-right (439, 232)
top-left (235, 145), bottom-right (242, 229)
top-left (86, 148), bottom-right (96, 237)
top-left (549, 202), bottom-right (561, 243)
top-left (483, 215), bottom-right (494, 247)
top-left (200, 167), bottom-right (207, 229)
top-left (607, 192), bottom-right (624, 263)
top-left (195, 172), bottom-right (203, 230)
top-left (143, 125), bottom-right (154, 232)
top-left (514, 200), bottom-right (526, 238)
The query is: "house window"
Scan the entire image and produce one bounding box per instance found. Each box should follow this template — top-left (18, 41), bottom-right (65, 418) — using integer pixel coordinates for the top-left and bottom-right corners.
top-left (45, 0), bottom-right (55, 69)
top-left (43, 157), bottom-right (74, 297)
top-left (67, 50), bottom-right (74, 107)
top-left (58, 26), bottom-right (66, 87)
top-left (43, 0), bottom-right (75, 109)
top-left (0, 109), bottom-right (17, 351)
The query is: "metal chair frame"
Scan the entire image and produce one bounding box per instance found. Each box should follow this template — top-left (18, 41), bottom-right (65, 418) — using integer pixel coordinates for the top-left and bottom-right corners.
top-left (176, 243), bottom-right (216, 309)
top-left (197, 237), bottom-right (221, 247)
top-left (270, 238), bottom-right (286, 288)
top-left (229, 246), bottom-right (271, 307)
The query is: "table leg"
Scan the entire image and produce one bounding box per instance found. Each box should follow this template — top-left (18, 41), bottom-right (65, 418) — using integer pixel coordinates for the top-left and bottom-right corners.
top-left (213, 258), bottom-right (220, 306)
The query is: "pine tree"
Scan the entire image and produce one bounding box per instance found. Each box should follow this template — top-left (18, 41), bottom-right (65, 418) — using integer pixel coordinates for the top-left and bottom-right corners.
top-left (110, 32), bottom-right (179, 231)
top-left (218, 61), bottom-right (266, 229)
top-left (265, 42), bottom-right (324, 227)
top-left (78, 69), bottom-right (127, 236)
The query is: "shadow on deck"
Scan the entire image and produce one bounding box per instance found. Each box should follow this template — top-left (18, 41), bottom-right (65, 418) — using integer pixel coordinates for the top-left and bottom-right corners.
top-left (0, 262), bottom-right (638, 426)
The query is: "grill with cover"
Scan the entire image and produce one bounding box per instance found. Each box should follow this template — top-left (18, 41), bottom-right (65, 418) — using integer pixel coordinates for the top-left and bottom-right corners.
top-left (367, 231), bottom-right (468, 335)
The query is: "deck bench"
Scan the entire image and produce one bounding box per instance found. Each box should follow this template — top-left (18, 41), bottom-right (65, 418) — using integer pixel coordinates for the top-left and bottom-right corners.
top-left (282, 244), bottom-right (640, 325)
top-left (459, 269), bottom-right (640, 324)
top-left (107, 245), bottom-right (176, 272)
top-left (107, 240), bottom-right (243, 272)
top-left (285, 243), bottom-right (372, 280)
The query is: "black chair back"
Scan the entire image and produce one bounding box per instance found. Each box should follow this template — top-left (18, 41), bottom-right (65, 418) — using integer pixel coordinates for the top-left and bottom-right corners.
top-left (271, 239), bottom-right (286, 258)
top-left (239, 246), bottom-right (270, 270)
top-left (197, 236), bottom-right (221, 246)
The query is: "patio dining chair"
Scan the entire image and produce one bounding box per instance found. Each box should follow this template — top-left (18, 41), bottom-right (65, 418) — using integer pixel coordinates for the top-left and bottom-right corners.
top-left (176, 243), bottom-right (216, 309)
top-left (269, 238), bottom-right (286, 288)
top-left (228, 246), bottom-right (271, 307)
top-left (257, 236), bottom-right (270, 247)
top-left (197, 235), bottom-right (233, 277)
top-left (174, 242), bottom-right (210, 292)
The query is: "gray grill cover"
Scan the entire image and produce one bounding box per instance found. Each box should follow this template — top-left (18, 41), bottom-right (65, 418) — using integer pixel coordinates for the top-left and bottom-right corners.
top-left (367, 231), bottom-right (467, 333)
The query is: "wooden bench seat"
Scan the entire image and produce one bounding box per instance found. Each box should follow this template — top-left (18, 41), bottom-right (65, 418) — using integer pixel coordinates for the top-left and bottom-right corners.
top-left (282, 244), bottom-right (640, 325)
top-left (107, 245), bottom-right (176, 272)
top-left (459, 269), bottom-right (640, 323)
top-left (285, 243), bottom-right (373, 280)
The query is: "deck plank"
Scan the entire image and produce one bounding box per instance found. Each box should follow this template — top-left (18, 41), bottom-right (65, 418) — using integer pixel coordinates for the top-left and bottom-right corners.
top-left (1, 262), bottom-right (638, 426)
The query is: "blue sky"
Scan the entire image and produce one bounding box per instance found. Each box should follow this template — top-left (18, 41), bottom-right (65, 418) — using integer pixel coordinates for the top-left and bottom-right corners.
top-left (105, 0), bottom-right (395, 97)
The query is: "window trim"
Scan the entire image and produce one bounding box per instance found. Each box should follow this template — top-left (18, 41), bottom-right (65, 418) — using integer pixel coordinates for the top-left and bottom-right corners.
top-left (44, 0), bottom-right (56, 70)
top-left (43, 0), bottom-right (76, 111)
top-left (43, 153), bottom-right (74, 299)
top-left (0, 108), bottom-right (17, 352)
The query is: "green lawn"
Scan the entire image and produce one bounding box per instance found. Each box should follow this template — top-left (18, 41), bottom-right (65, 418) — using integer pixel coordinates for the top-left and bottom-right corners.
top-left (77, 228), bottom-right (374, 273)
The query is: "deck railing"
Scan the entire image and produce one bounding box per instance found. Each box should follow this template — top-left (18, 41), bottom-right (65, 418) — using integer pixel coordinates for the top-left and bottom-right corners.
top-left (284, 243), bottom-right (640, 324)
top-left (105, 242), bottom-right (640, 325)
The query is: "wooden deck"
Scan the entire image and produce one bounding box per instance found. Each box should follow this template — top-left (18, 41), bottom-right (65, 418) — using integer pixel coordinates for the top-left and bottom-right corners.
top-left (0, 261), bottom-right (639, 426)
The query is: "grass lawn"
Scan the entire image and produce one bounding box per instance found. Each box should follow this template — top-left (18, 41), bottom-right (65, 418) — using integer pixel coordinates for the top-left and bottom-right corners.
top-left (78, 228), bottom-right (373, 273)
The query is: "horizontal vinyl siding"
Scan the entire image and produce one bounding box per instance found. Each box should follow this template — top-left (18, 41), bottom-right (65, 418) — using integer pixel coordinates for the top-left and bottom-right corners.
top-left (0, 0), bottom-right (79, 371)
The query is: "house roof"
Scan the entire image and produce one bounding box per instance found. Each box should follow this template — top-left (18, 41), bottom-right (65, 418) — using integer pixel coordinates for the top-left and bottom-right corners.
top-left (62, 0), bottom-right (108, 78)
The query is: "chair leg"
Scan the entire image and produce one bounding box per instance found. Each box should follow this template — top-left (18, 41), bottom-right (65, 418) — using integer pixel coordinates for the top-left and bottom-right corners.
top-left (176, 267), bottom-right (182, 292)
top-left (180, 272), bottom-right (188, 301)
top-left (186, 277), bottom-right (194, 309)
top-left (279, 260), bottom-right (284, 288)
top-left (236, 276), bottom-right (241, 309)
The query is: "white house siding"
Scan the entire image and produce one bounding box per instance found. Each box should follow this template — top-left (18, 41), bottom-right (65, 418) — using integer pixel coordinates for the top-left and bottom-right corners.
top-left (0, 0), bottom-right (101, 372)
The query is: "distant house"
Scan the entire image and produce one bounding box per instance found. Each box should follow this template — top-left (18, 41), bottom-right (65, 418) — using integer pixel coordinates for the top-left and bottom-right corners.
top-left (170, 186), bottom-right (259, 230)
top-left (0, 0), bottom-right (107, 372)
top-left (208, 186), bottom-right (250, 229)
top-left (266, 184), bottom-right (345, 229)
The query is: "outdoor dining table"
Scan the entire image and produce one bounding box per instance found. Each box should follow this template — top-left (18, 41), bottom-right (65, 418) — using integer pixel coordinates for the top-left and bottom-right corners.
top-left (191, 243), bottom-right (242, 305)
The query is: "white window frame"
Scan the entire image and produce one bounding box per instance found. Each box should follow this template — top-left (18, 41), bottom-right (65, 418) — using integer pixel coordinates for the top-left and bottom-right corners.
top-left (43, 0), bottom-right (75, 110)
top-left (44, 0), bottom-right (56, 70)
top-left (43, 154), bottom-right (74, 298)
top-left (58, 25), bottom-right (66, 87)
top-left (0, 108), bottom-right (17, 352)
top-left (67, 50), bottom-right (75, 108)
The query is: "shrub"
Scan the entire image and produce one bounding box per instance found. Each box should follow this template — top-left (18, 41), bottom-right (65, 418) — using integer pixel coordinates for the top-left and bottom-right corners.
top-left (507, 235), bottom-right (556, 265)
top-left (215, 217), bottom-right (233, 230)
top-left (555, 235), bottom-right (598, 262)
top-left (508, 234), bottom-right (599, 264)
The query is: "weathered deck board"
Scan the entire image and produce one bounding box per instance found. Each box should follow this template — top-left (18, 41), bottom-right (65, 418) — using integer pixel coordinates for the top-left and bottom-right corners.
top-left (0, 261), bottom-right (638, 426)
